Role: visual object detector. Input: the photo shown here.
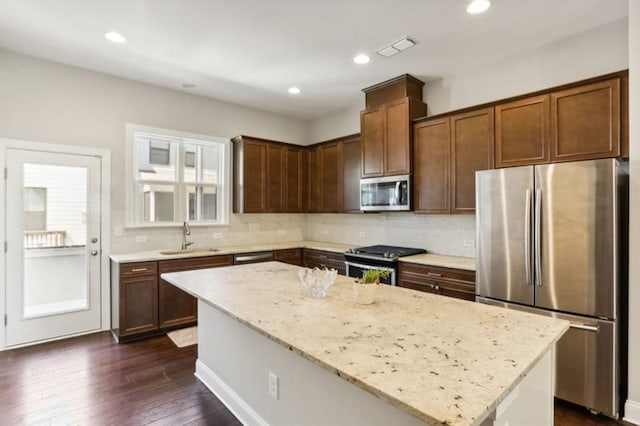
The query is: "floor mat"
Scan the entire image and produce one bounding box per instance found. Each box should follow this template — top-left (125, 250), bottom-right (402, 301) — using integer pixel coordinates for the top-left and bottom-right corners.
top-left (167, 326), bottom-right (197, 347)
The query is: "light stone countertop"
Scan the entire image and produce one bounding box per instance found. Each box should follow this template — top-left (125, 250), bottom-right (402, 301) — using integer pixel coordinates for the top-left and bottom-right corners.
top-left (162, 261), bottom-right (568, 426)
top-left (109, 240), bottom-right (355, 263)
top-left (400, 253), bottom-right (476, 271)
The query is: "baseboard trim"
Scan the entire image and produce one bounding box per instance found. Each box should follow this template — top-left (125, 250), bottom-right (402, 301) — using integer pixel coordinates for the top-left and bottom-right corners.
top-left (624, 399), bottom-right (640, 425)
top-left (195, 359), bottom-right (269, 426)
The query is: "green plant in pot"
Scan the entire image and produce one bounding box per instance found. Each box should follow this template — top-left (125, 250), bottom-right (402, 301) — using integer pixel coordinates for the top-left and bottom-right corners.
top-left (359, 269), bottom-right (390, 284)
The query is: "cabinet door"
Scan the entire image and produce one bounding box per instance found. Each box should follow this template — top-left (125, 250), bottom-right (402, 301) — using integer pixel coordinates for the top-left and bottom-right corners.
top-left (384, 99), bottom-right (411, 176)
top-left (266, 144), bottom-right (285, 212)
top-left (158, 255), bottom-right (233, 329)
top-left (341, 137), bottom-right (362, 212)
top-left (120, 267), bottom-right (158, 336)
top-left (285, 147), bottom-right (307, 212)
top-left (550, 78), bottom-right (620, 162)
top-left (308, 147), bottom-right (320, 212)
top-left (450, 107), bottom-right (495, 213)
top-left (414, 118), bottom-right (450, 213)
top-left (495, 95), bottom-right (550, 168)
top-left (361, 109), bottom-right (384, 177)
top-left (274, 248), bottom-right (302, 266)
top-left (243, 140), bottom-right (267, 213)
top-left (319, 142), bottom-right (342, 212)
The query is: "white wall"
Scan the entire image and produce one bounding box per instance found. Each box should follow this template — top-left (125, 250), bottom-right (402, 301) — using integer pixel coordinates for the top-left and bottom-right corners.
top-left (424, 18), bottom-right (629, 115)
top-left (625, 1), bottom-right (640, 423)
top-left (0, 49), bottom-right (309, 253)
top-left (309, 99), bottom-right (363, 144)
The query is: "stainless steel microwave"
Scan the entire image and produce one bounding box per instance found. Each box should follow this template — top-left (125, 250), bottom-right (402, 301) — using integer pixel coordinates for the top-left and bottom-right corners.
top-left (360, 175), bottom-right (411, 211)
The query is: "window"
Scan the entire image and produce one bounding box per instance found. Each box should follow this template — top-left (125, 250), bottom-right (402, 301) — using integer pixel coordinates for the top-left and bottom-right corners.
top-left (126, 124), bottom-right (230, 227)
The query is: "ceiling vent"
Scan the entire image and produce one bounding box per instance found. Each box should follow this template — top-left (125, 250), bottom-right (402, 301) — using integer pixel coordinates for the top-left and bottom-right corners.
top-left (377, 37), bottom-right (417, 58)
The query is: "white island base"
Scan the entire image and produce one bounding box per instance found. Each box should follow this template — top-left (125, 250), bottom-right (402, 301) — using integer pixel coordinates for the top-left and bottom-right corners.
top-left (195, 300), bottom-right (554, 426)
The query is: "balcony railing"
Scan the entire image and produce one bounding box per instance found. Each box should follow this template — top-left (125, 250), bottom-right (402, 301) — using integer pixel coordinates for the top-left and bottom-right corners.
top-left (24, 230), bottom-right (66, 248)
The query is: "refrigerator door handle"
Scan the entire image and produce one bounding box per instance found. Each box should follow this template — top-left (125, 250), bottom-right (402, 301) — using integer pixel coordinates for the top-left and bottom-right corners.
top-left (534, 188), bottom-right (542, 287)
top-left (524, 189), bottom-right (532, 285)
top-left (569, 323), bottom-right (599, 333)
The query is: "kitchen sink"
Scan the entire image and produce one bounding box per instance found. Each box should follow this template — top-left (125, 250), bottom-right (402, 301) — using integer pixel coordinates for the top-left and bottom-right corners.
top-left (159, 248), bottom-right (219, 255)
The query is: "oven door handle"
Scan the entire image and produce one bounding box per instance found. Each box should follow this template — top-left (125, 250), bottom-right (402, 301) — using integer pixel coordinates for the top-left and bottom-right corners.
top-left (345, 261), bottom-right (394, 273)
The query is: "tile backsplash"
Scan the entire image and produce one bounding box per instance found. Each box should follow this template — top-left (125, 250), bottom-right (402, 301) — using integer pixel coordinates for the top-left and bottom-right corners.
top-left (306, 213), bottom-right (476, 258)
top-left (112, 212), bottom-right (476, 258)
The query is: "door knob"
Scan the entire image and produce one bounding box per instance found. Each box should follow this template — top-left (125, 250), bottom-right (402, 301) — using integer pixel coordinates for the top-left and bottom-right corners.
top-left (91, 237), bottom-right (98, 243)
top-left (91, 250), bottom-right (99, 256)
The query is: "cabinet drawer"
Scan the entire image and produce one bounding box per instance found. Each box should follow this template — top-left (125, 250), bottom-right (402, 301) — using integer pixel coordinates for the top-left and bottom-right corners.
top-left (303, 249), bottom-right (346, 274)
top-left (121, 261), bottom-right (157, 277)
top-left (159, 255), bottom-right (234, 273)
top-left (399, 262), bottom-right (475, 283)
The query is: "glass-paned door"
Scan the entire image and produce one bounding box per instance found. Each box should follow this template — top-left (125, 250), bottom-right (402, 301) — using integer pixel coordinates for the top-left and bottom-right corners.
top-left (5, 149), bottom-right (101, 347)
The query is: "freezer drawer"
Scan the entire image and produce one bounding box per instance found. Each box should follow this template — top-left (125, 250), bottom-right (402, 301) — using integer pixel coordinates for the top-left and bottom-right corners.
top-left (476, 298), bottom-right (618, 418)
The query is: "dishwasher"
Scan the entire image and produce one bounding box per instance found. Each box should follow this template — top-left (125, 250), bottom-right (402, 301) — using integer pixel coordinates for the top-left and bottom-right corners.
top-left (233, 251), bottom-right (274, 265)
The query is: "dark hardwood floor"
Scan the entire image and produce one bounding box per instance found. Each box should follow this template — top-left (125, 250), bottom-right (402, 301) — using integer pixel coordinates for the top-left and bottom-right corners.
top-left (0, 331), bottom-right (240, 426)
top-left (0, 331), bottom-right (628, 425)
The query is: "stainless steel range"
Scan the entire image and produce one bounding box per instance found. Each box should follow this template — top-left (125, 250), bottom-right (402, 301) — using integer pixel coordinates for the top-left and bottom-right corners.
top-left (344, 245), bottom-right (426, 285)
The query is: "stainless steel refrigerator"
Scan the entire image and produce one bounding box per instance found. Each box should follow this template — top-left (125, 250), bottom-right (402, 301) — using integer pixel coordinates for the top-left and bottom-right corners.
top-left (475, 158), bottom-right (627, 418)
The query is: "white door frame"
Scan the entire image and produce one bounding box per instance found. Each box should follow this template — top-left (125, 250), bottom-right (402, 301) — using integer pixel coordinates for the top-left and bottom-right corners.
top-left (0, 138), bottom-right (111, 350)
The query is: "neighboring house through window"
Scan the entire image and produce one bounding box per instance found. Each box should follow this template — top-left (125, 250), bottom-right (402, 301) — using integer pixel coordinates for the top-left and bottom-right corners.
top-left (126, 124), bottom-right (230, 227)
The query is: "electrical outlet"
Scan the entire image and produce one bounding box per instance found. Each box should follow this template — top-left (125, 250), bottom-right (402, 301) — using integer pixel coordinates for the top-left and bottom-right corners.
top-left (277, 229), bottom-right (286, 235)
top-left (114, 226), bottom-right (124, 237)
top-left (212, 232), bottom-right (223, 239)
top-left (359, 231), bottom-right (366, 238)
top-left (322, 229), bottom-right (329, 235)
top-left (135, 235), bottom-right (148, 243)
top-left (463, 239), bottom-right (475, 248)
top-left (268, 372), bottom-right (279, 399)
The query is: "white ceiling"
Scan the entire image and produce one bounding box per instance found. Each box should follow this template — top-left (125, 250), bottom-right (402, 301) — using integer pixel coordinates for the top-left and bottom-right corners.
top-left (0, 0), bottom-right (629, 120)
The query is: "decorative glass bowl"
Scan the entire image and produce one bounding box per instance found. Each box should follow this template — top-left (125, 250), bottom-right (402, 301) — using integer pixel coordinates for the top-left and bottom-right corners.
top-left (298, 267), bottom-right (337, 298)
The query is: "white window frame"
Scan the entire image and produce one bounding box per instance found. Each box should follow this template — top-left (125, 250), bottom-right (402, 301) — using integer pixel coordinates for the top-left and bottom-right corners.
top-left (125, 123), bottom-right (231, 228)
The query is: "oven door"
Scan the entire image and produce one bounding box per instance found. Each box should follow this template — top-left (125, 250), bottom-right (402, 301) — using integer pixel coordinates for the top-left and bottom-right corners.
top-left (345, 261), bottom-right (396, 285)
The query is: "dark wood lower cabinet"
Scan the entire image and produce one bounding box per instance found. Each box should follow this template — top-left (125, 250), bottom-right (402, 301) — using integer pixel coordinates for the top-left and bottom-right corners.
top-left (158, 255), bottom-right (234, 329)
top-left (398, 262), bottom-right (476, 302)
top-left (303, 248), bottom-right (346, 275)
top-left (273, 248), bottom-right (303, 266)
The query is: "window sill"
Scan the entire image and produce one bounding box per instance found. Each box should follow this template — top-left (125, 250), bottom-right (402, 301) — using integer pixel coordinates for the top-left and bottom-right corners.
top-left (124, 222), bottom-right (230, 229)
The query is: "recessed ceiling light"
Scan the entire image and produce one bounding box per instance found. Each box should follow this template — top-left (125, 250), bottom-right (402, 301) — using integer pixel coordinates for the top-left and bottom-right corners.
top-left (182, 83), bottom-right (196, 89)
top-left (353, 54), bottom-right (370, 65)
top-left (288, 87), bottom-right (301, 95)
top-left (104, 31), bottom-right (127, 44)
top-left (466, 0), bottom-right (491, 15)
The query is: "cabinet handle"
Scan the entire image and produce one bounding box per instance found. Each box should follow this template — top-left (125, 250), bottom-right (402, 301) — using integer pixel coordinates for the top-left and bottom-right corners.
top-left (427, 272), bottom-right (442, 277)
top-left (131, 268), bottom-right (148, 272)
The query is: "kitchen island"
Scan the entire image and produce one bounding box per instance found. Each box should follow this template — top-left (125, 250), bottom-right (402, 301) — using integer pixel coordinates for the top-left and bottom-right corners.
top-left (162, 262), bottom-right (568, 426)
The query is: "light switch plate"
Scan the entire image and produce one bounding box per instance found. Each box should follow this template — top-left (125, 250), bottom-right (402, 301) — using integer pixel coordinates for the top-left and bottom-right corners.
top-left (135, 235), bottom-right (148, 243)
top-left (463, 239), bottom-right (475, 247)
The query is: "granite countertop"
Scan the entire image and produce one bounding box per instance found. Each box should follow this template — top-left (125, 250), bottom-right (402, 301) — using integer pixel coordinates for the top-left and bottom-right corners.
top-left (109, 240), bottom-right (355, 263)
top-left (162, 262), bottom-right (568, 426)
top-left (400, 253), bottom-right (476, 271)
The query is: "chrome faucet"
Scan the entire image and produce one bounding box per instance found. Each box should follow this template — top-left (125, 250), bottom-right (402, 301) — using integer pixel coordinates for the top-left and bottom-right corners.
top-left (181, 221), bottom-right (194, 250)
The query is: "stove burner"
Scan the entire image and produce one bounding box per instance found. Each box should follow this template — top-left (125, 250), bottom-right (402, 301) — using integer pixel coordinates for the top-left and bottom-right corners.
top-left (345, 245), bottom-right (426, 261)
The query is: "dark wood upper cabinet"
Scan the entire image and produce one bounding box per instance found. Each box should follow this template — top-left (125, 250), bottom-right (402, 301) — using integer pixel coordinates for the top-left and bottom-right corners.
top-left (550, 78), bottom-right (620, 162)
top-left (495, 95), bottom-right (550, 168)
top-left (341, 136), bottom-right (362, 212)
top-left (233, 135), bottom-right (307, 214)
top-left (360, 109), bottom-right (384, 177)
top-left (360, 75), bottom-right (427, 178)
top-left (361, 98), bottom-right (427, 178)
top-left (266, 144), bottom-right (285, 212)
top-left (450, 107), bottom-right (495, 213)
top-left (318, 142), bottom-right (343, 212)
top-left (285, 146), bottom-right (307, 213)
top-left (233, 137), bottom-right (266, 213)
top-left (414, 118), bottom-right (450, 213)
top-left (308, 146), bottom-right (319, 212)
